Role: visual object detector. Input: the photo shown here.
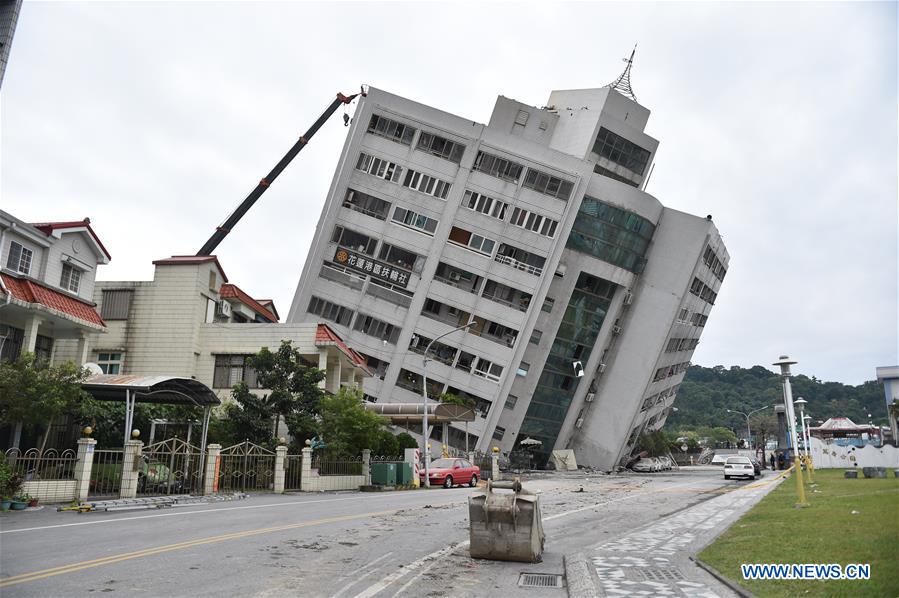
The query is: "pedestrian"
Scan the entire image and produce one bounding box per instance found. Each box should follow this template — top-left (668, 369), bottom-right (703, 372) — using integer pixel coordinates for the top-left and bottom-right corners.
top-left (777, 452), bottom-right (786, 470)
top-left (769, 453), bottom-right (775, 470)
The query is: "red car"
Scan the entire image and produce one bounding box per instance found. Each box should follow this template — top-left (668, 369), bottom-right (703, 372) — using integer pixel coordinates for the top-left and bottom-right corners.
top-left (421, 458), bottom-right (480, 488)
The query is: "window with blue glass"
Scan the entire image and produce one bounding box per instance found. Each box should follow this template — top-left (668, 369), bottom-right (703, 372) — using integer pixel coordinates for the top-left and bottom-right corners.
top-left (518, 273), bottom-right (616, 462)
top-left (591, 128), bottom-right (651, 175)
top-left (566, 196), bottom-right (655, 273)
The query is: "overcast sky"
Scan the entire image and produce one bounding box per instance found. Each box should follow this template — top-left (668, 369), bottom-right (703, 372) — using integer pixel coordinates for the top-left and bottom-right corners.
top-left (2, 2), bottom-right (896, 385)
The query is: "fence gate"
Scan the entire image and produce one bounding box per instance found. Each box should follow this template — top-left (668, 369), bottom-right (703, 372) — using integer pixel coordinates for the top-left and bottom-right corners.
top-left (217, 441), bottom-right (275, 492)
top-left (138, 438), bottom-right (205, 496)
top-left (90, 448), bottom-right (125, 498)
top-left (284, 454), bottom-right (302, 491)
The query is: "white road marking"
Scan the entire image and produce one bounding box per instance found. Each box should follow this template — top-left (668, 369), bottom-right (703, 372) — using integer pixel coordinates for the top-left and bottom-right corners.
top-left (331, 552), bottom-right (395, 598)
top-left (352, 542), bottom-right (464, 598)
top-left (0, 493), bottom-right (457, 535)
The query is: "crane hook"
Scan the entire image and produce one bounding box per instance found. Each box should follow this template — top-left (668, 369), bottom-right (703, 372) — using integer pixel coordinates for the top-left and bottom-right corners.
top-left (343, 113), bottom-right (350, 127)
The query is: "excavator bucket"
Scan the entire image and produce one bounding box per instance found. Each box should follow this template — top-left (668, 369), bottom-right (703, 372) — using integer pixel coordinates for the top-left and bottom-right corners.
top-left (468, 478), bottom-right (545, 563)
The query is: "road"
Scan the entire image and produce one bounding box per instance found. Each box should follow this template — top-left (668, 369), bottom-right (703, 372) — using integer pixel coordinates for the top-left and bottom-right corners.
top-left (0, 466), bottom-right (761, 597)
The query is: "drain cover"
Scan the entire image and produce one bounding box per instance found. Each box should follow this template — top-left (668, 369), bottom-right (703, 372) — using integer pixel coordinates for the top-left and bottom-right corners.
top-left (638, 567), bottom-right (685, 581)
top-left (518, 573), bottom-right (564, 588)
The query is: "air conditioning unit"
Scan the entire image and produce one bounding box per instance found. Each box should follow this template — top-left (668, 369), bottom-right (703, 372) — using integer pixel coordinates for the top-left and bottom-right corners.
top-left (585, 393), bottom-right (595, 403)
top-left (612, 325), bottom-right (622, 335)
top-left (597, 363), bottom-right (607, 373)
top-left (216, 300), bottom-right (232, 317)
top-left (575, 417), bottom-right (585, 429)
top-left (449, 271), bottom-right (462, 282)
top-left (624, 291), bottom-right (634, 305)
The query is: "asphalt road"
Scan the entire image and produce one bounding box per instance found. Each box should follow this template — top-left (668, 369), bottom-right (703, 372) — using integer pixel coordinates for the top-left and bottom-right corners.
top-left (0, 466), bottom-right (750, 597)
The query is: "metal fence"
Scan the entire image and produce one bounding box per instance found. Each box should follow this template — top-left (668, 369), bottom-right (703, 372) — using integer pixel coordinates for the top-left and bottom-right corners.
top-left (138, 438), bottom-right (205, 496)
top-left (89, 449), bottom-right (125, 498)
top-left (311, 453), bottom-right (364, 476)
top-left (284, 454), bottom-right (302, 491)
top-left (4, 447), bottom-right (77, 481)
top-left (217, 441), bottom-right (275, 492)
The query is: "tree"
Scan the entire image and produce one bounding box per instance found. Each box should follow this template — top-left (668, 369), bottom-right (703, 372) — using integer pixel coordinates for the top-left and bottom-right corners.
top-left (247, 341), bottom-right (326, 439)
top-left (218, 382), bottom-right (276, 447)
top-left (0, 353), bottom-right (90, 451)
top-left (374, 429), bottom-right (400, 457)
top-left (439, 392), bottom-right (473, 408)
top-left (318, 387), bottom-right (388, 455)
top-left (396, 432), bottom-right (418, 451)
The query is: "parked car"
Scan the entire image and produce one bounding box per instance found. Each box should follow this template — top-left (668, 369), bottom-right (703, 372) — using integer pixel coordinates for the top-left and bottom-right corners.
top-left (631, 458), bottom-right (656, 473)
top-left (657, 456), bottom-right (673, 470)
top-left (748, 457), bottom-right (762, 476)
top-left (421, 458), bottom-right (480, 488)
top-left (724, 456), bottom-right (756, 480)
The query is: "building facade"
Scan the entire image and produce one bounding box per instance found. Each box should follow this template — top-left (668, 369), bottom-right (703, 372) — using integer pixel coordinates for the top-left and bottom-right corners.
top-left (287, 84), bottom-right (728, 469)
top-left (84, 256), bottom-right (369, 401)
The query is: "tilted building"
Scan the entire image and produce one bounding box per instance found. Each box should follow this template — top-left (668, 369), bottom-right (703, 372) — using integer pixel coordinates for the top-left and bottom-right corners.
top-left (287, 75), bottom-right (728, 468)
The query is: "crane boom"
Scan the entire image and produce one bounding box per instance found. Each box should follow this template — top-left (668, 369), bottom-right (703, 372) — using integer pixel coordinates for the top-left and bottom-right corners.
top-left (196, 91), bottom-right (364, 256)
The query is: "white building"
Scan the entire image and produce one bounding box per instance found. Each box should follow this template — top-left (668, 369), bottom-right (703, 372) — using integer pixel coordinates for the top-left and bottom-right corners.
top-left (289, 78), bottom-right (727, 469)
top-left (87, 255), bottom-right (370, 401)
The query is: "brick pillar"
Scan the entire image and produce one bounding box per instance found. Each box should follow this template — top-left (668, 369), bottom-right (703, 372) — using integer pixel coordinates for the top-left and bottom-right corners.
top-left (492, 455), bottom-right (500, 481)
top-left (203, 444), bottom-right (221, 495)
top-left (404, 447), bottom-right (420, 487)
top-left (274, 446), bottom-right (287, 494)
top-left (73, 438), bottom-right (97, 502)
top-left (362, 449), bottom-right (371, 486)
top-left (300, 447), bottom-right (313, 491)
top-left (119, 440), bottom-right (143, 499)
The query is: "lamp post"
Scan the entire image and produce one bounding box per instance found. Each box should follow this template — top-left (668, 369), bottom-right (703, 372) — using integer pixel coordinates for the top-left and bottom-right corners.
top-left (421, 320), bottom-right (476, 488)
top-left (794, 397), bottom-right (814, 483)
top-left (773, 355), bottom-right (808, 507)
top-left (726, 405), bottom-right (770, 449)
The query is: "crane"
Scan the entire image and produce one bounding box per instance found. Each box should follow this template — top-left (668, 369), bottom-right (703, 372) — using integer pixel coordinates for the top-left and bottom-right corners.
top-left (196, 88), bottom-right (366, 256)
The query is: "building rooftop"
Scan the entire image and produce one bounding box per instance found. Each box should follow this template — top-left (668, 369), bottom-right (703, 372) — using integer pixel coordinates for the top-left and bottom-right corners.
top-left (0, 272), bottom-right (105, 327)
top-left (30, 218), bottom-right (112, 262)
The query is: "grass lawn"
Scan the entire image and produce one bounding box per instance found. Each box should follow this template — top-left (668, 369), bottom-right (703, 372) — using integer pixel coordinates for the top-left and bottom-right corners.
top-left (699, 468), bottom-right (899, 597)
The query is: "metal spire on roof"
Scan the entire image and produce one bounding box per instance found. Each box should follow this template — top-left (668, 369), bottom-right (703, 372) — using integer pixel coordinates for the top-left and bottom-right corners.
top-left (605, 45), bottom-right (638, 102)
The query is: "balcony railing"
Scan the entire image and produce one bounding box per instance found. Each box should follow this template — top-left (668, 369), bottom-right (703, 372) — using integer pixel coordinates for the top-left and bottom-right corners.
top-left (365, 283), bottom-right (412, 308)
top-left (494, 254), bottom-right (543, 277)
top-left (481, 291), bottom-right (530, 312)
top-left (319, 264), bottom-right (365, 291)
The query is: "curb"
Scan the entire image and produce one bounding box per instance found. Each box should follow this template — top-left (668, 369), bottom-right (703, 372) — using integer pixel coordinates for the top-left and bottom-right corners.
top-left (564, 552), bottom-right (602, 597)
top-left (691, 556), bottom-right (754, 598)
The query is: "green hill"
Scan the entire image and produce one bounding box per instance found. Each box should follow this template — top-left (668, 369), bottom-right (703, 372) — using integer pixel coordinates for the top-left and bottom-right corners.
top-left (665, 365), bottom-right (888, 434)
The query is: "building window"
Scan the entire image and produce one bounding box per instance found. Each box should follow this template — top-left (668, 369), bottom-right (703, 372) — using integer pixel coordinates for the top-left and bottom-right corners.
top-left (97, 352), bottom-right (124, 374)
top-left (6, 241), bottom-right (33, 275)
top-left (0, 325), bottom-right (24, 363)
top-left (492, 426), bottom-right (506, 440)
top-left (522, 168), bottom-right (574, 201)
top-left (447, 226), bottom-right (495, 256)
top-left (592, 127), bottom-right (651, 175)
top-left (100, 289), bottom-right (133, 320)
top-left (60, 264), bottom-right (82, 293)
top-left (392, 207), bottom-right (438, 235)
top-left (516, 362), bottom-right (530, 377)
top-left (367, 114), bottom-right (416, 145)
top-left (504, 395), bottom-right (518, 410)
top-left (331, 226), bottom-right (377, 256)
top-left (355, 152), bottom-right (402, 182)
top-left (593, 164), bottom-right (640, 187)
top-left (401, 169), bottom-right (452, 199)
top-left (541, 297), bottom-right (555, 313)
top-left (689, 277), bottom-right (717, 305)
top-left (529, 330), bottom-right (543, 345)
top-left (566, 196), bottom-right (655, 273)
top-left (461, 190), bottom-right (508, 220)
top-left (34, 335), bottom-right (53, 364)
top-left (360, 353), bottom-right (389, 380)
top-left (353, 313), bottom-right (401, 344)
top-left (307, 296), bottom-right (354, 326)
top-left (473, 358), bottom-right (504, 382)
top-left (509, 207), bottom-right (558, 238)
top-left (691, 313), bottom-right (708, 327)
top-left (378, 243), bottom-right (425, 273)
top-left (343, 188), bottom-right (391, 220)
top-left (455, 351), bottom-right (476, 373)
top-left (213, 354), bottom-right (260, 389)
top-left (472, 151), bottom-right (524, 183)
top-left (703, 245), bottom-right (728, 282)
top-left (433, 262), bottom-right (483, 294)
top-left (416, 131), bottom-right (465, 163)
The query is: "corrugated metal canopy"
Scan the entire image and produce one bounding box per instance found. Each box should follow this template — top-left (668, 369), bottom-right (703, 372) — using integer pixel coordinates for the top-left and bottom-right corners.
top-left (82, 374), bottom-right (221, 407)
top-left (364, 402), bottom-right (476, 423)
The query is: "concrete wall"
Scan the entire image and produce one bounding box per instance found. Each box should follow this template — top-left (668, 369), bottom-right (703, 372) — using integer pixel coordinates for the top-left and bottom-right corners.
top-left (810, 437), bottom-right (899, 469)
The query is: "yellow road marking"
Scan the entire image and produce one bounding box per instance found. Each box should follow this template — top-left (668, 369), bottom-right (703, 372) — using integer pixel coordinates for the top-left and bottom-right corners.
top-left (0, 508), bottom-right (402, 588)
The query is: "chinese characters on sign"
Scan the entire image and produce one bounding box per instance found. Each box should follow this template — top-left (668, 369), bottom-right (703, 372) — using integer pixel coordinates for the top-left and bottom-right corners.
top-left (333, 248), bottom-right (410, 288)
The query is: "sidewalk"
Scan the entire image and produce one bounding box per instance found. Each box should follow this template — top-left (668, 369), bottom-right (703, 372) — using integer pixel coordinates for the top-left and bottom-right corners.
top-left (580, 473), bottom-right (785, 597)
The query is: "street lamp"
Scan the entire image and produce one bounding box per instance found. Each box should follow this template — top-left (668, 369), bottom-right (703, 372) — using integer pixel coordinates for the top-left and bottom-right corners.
top-left (726, 405), bottom-right (769, 449)
top-left (421, 320), bottom-right (476, 488)
top-left (794, 398), bottom-right (809, 455)
top-left (773, 355), bottom-right (808, 507)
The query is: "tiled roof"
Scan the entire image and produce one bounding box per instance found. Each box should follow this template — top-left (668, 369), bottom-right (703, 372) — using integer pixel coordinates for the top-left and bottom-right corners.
top-left (219, 283), bottom-right (278, 323)
top-left (152, 255), bottom-right (228, 282)
top-left (315, 324), bottom-right (371, 373)
top-left (31, 219), bottom-right (112, 261)
top-left (0, 273), bottom-right (105, 327)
